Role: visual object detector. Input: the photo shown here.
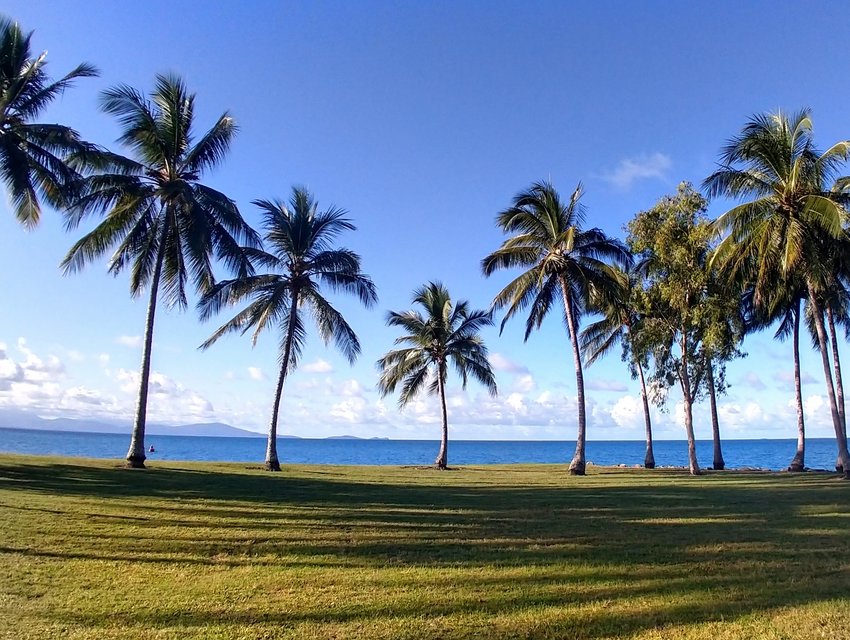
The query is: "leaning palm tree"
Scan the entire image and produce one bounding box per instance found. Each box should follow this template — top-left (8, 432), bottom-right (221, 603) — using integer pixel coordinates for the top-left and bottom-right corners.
top-left (705, 109), bottom-right (850, 477)
top-left (815, 232), bottom-right (850, 471)
top-left (62, 74), bottom-right (259, 468)
top-left (0, 16), bottom-right (97, 226)
top-left (199, 188), bottom-right (377, 471)
top-left (580, 262), bottom-right (656, 468)
top-left (482, 181), bottom-right (630, 475)
top-left (378, 282), bottom-right (497, 469)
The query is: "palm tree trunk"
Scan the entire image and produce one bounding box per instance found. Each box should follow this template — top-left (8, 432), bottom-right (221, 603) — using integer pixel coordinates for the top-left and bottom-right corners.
top-left (125, 216), bottom-right (170, 469)
top-left (434, 364), bottom-right (449, 469)
top-left (679, 335), bottom-right (700, 475)
top-left (706, 358), bottom-right (724, 470)
top-left (636, 360), bottom-right (655, 469)
top-left (788, 299), bottom-right (805, 472)
top-left (806, 285), bottom-right (850, 478)
top-left (826, 305), bottom-right (847, 472)
top-left (265, 290), bottom-right (299, 472)
top-left (559, 276), bottom-right (586, 476)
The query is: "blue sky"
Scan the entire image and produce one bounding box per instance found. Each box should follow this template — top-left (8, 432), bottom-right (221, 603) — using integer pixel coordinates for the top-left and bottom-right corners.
top-left (1, 1), bottom-right (849, 440)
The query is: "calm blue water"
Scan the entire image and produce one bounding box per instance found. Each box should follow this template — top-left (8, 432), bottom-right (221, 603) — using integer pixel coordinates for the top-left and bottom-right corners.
top-left (0, 427), bottom-right (841, 470)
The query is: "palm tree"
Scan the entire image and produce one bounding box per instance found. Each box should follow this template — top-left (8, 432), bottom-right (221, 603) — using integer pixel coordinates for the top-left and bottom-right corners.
top-left (199, 188), bottom-right (377, 471)
top-left (742, 277), bottom-right (809, 471)
top-left (62, 74), bottom-right (259, 468)
top-left (788, 295), bottom-right (808, 471)
top-left (705, 109), bottom-right (850, 477)
top-left (825, 299), bottom-right (849, 472)
top-left (377, 282), bottom-right (497, 469)
top-left (704, 357), bottom-right (724, 470)
top-left (580, 262), bottom-right (657, 468)
top-left (482, 181), bottom-right (630, 475)
top-left (0, 16), bottom-right (97, 226)
top-left (816, 233), bottom-right (850, 471)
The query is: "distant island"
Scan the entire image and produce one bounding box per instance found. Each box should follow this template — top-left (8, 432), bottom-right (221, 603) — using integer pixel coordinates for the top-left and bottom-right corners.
top-left (0, 408), bottom-right (385, 440)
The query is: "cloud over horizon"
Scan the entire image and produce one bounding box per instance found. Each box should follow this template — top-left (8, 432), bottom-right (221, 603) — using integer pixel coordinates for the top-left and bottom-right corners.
top-left (0, 337), bottom-right (843, 441)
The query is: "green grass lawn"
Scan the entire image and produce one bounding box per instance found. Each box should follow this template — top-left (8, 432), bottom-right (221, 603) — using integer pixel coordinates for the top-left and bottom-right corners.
top-left (1, 455), bottom-right (848, 639)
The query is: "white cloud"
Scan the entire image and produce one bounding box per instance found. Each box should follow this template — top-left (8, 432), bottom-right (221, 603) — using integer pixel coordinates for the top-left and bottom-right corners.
top-left (16, 338), bottom-right (64, 381)
top-left (610, 395), bottom-right (644, 429)
top-left (774, 370), bottom-right (817, 389)
top-left (602, 152), bottom-right (671, 189)
top-left (115, 335), bottom-right (143, 348)
top-left (2, 337), bottom-right (846, 441)
top-left (804, 394), bottom-right (826, 418)
top-left (340, 379), bottom-right (364, 397)
top-left (513, 374), bottom-right (536, 393)
top-left (741, 371), bottom-right (766, 391)
top-left (247, 367), bottom-right (265, 381)
top-left (329, 396), bottom-right (389, 424)
top-left (505, 392), bottom-right (526, 413)
top-left (490, 353), bottom-right (529, 374)
top-left (393, 387), bottom-right (585, 430)
top-left (64, 386), bottom-right (109, 406)
top-left (113, 368), bottom-right (215, 423)
top-left (302, 359), bottom-right (334, 374)
top-left (586, 378), bottom-right (628, 392)
top-left (0, 341), bottom-right (122, 417)
top-left (0, 353), bottom-right (24, 390)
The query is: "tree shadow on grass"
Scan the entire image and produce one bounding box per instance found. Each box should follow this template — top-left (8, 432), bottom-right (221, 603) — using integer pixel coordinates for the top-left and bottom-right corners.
top-left (1, 459), bottom-right (849, 638)
top-left (43, 567), bottom-right (850, 639)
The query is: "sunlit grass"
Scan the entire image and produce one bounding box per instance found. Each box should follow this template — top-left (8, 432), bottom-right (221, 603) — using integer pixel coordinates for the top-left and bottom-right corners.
top-left (1, 454), bottom-right (848, 639)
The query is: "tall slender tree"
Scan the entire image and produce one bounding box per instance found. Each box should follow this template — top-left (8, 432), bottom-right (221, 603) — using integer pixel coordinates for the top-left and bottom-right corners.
top-left (700, 266), bottom-right (745, 471)
top-left (742, 278), bottom-right (809, 471)
top-left (816, 232), bottom-right (850, 471)
top-left (62, 75), bottom-right (258, 468)
top-left (377, 282), bottom-right (496, 469)
top-left (705, 109), bottom-right (850, 477)
top-left (789, 296), bottom-right (807, 471)
top-left (482, 181), bottom-right (630, 475)
top-left (0, 16), bottom-right (97, 226)
top-left (199, 188), bottom-right (377, 471)
top-left (826, 302), bottom-right (848, 472)
top-left (704, 357), bottom-right (724, 470)
top-left (580, 262), bottom-right (657, 468)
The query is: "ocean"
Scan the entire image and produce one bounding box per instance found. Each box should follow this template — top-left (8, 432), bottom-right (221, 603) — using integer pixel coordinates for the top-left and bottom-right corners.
top-left (0, 427), bottom-right (841, 470)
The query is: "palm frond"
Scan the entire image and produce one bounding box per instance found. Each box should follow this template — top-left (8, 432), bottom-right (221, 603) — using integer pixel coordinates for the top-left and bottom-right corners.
top-left (303, 287), bottom-right (361, 364)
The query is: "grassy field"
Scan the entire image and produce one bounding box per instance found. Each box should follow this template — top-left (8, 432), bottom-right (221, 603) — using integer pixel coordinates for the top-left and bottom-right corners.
top-left (0, 455), bottom-right (848, 639)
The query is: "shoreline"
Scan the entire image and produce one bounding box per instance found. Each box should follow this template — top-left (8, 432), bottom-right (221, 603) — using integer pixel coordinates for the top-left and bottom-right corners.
top-left (0, 452), bottom-right (842, 475)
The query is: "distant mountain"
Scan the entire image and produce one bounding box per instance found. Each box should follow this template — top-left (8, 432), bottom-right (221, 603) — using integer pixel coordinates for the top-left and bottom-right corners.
top-left (0, 410), bottom-right (126, 434)
top-left (0, 409), bottom-right (265, 438)
top-left (149, 422), bottom-right (265, 438)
